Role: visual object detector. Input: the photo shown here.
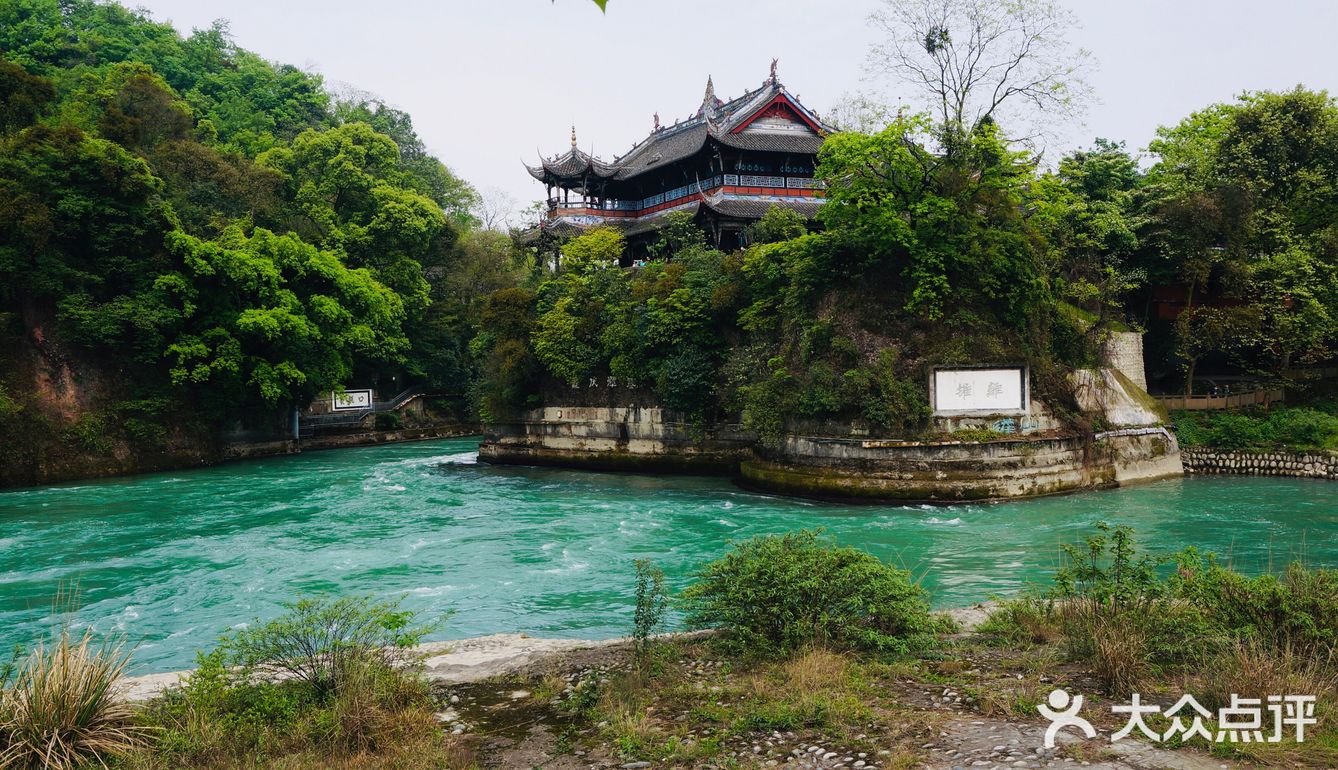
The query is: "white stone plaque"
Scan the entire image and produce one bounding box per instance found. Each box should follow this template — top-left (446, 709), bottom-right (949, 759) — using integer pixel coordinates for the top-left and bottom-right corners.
top-left (332, 389), bottom-right (373, 411)
top-left (933, 368), bottom-right (1026, 414)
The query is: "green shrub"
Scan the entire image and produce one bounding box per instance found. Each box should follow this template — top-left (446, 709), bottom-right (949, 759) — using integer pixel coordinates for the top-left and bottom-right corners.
top-left (632, 559), bottom-right (668, 657)
top-left (60, 413), bottom-right (114, 454)
top-left (1173, 405), bottom-right (1338, 452)
top-left (1001, 523), bottom-right (1338, 695)
top-left (1264, 407), bottom-right (1338, 450)
top-left (137, 598), bottom-right (450, 767)
top-left (977, 596), bottom-right (1061, 646)
top-left (221, 595), bottom-right (435, 699)
top-left (1171, 409), bottom-right (1210, 447)
top-left (374, 412), bottom-right (402, 431)
top-left (681, 530), bottom-right (933, 657)
top-left (654, 346), bottom-right (717, 417)
top-left (1208, 411), bottom-right (1273, 449)
top-left (948, 427), bottom-right (1006, 443)
top-left (1173, 551), bottom-right (1338, 656)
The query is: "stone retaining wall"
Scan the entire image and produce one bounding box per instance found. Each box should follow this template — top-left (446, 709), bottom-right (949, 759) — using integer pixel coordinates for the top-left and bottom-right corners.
top-left (1101, 332), bottom-right (1147, 391)
top-left (742, 429), bottom-right (1181, 503)
top-left (1182, 448), bottom-right (1338, 480)
top-left (479, 406), bottom-right (754, 474)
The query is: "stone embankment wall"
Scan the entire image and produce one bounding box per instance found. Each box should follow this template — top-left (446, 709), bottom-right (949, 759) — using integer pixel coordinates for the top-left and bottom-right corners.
top-left (1182, 448), bottom-right (1338, 480)
top-left (480, 368), bottom-right (1185, 502)
top-left (479, 406), bottom-right (753, 474)
top-left (741, 428), bottom-right (1179, 502)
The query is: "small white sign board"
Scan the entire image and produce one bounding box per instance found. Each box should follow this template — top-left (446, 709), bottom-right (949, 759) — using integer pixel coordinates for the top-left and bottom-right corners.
top-left (332, 389), bottom-right (373, 411)
top-left (933, 368), bottom-right (1026, 414)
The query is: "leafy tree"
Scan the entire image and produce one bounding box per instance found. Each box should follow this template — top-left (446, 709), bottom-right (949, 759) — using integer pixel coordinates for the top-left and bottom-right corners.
top-left (560, 226), bottom-right (624, 272)
top-left (647, 210), bottom-right (705, 259)
top-left (747, 206), bottom-right (807, 245)
top-left (1140, 87), bottom-right (1338, 388)
top-left (0, 56), bottom-right (54, 133)
top-left (0, 0), bottom-right (509, 464)
top-left (816, 114), bottom-right (1053, 327)
top-left (1031, 139), bottom-right (1145, 328)
top-left (163, 226), bottom-right (409, 408)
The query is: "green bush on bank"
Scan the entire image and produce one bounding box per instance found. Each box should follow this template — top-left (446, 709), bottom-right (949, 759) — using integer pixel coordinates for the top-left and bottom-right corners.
top-left (1173, 405), bottom-right (1338, 452)
top-left (681, 530), bottom-right (936, 658)
top-left (982, 522), bottom-right (1338, 699)
top-left (127, 595), bottom-right (461, 769)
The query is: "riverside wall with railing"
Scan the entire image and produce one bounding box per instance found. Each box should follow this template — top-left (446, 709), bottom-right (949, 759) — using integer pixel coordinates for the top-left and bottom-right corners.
top-left (1182, 448), bottom-right (1338, 480)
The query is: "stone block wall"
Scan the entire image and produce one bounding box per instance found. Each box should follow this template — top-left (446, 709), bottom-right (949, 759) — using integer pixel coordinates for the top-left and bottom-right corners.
top-left (1101, 332), bottom-right (1147, 391)
top-left (479, 406), bottom-right (754, 474)
top-left (1182, 448), bottom-right (1338, 480)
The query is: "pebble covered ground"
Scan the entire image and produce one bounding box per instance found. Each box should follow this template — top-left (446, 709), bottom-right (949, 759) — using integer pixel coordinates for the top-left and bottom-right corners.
top-left (435, 643), bottom-right (1251, 770)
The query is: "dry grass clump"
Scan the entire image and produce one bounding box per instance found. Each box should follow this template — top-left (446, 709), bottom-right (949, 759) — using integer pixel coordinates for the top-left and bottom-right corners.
top-left (1202, 640), bottom-right (1338, 716)
top-left (978, 597), bottom-right (1061, 646)
top-left (1085, 611), bottom-right (1150, 695)
top-left (0, 629), bottom-right (148, 770)
top-left (781, 647), bottom-right (849, 692)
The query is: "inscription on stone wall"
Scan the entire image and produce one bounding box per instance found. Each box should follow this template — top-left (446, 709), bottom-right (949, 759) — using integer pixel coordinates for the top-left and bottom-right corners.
top-left (933, 368), bottom-right (1027, 414)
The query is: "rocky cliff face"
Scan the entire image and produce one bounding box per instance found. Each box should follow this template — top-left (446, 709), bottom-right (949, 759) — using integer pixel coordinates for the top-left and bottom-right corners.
top-left (0, 309), bottom-right (220, 488)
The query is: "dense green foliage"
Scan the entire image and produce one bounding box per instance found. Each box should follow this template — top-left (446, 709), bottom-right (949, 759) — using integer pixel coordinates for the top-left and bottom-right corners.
top-left (1173, 404), bottom-right (1338, 451)
top-left (1103, 89), bottom-right (1338, 392)
top-left (0, 0), bottom-right (527, 466)
top-left (474, 217), bottom-right (742, 422)
top-left (983, 522), bottom-right (1338, 696)
top-left (681, 530), bottom-right (934, 657)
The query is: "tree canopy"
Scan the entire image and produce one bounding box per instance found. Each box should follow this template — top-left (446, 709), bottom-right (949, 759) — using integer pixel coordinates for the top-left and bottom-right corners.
top-left (0, 0), bottom-right (522, 463)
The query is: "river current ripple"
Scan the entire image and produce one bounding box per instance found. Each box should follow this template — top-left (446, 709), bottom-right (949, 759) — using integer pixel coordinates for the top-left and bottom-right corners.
top-left (1, 437), bottom-right (1334, 673)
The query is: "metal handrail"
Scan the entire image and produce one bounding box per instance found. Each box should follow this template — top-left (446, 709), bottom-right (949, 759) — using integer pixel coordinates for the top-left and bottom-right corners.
top-left (300, 387), bottom-right (425, 427)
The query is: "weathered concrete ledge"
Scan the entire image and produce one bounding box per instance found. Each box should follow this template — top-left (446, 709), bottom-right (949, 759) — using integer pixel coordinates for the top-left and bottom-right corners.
top-left (119, 606), bottom-right (993, 703)
top-left (480, 406), bottom-right (752, 475)
top-left (1, 424), bottom-right (481, 491)
top-left (740, 429), bottom-right (1180, 503)
top-left (1183, 447), bottom-right (1338, 480)
top-left (224, 424), bottom-right (478, 461)
top-left (119, 631), bottom-right (715, 702)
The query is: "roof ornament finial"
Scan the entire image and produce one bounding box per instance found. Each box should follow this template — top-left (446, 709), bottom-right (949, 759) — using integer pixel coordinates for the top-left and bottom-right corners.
top-left (700, 75), bottom-right (722, 121)
top-left (770, 57), bottom-right (779, 83)
top-left (653, 112), bottom-right (660, 131)
top-left (571, 124), bottom-right (577, 148)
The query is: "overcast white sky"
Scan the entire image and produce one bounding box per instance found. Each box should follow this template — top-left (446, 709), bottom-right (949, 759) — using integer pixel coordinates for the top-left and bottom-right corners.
top-left (133, 0), bottom-right (1338, 216)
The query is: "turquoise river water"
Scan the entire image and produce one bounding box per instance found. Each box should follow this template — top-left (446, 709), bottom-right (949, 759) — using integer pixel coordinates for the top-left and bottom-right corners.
top-left (1, 437), bottom-right (1335, 674)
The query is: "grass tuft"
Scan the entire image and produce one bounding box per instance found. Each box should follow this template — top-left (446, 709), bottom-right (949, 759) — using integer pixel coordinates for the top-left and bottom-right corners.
top-left (0, 629), bottom-right (147, 770)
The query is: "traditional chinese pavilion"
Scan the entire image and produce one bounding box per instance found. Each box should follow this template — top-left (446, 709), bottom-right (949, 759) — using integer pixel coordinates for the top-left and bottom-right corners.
top-left (525, 63), bottom-right (831, 261)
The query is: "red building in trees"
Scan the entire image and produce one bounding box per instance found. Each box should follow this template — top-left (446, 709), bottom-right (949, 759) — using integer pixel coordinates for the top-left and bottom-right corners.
top-left (525, 65), bottom-right (831, 260)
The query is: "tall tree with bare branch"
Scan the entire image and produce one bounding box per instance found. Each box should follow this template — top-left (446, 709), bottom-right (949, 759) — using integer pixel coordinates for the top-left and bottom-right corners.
top-left (866, 0), bottom-right (1094, 152)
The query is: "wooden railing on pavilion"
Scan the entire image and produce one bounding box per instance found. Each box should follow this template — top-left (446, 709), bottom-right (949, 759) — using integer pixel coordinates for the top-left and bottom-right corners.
top-left (549, 175), bottom-right (827, 218)
top-left (1152, 388), bottom-right (1284, 411)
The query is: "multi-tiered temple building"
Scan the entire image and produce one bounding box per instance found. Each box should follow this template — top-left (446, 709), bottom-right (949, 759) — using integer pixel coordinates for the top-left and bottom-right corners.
top-left (525, 64), bottom-right (831, 261)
